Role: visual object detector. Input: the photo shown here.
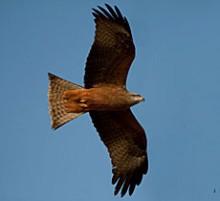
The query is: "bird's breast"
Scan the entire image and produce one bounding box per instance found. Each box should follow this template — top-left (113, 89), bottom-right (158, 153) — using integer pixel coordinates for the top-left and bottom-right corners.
top-left (83, 86), bottom-right (132, 111)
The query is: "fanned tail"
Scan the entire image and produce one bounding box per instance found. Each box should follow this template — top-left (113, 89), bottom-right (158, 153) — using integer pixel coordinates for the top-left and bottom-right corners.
top-left (48, 73), bottom-right (84, 129)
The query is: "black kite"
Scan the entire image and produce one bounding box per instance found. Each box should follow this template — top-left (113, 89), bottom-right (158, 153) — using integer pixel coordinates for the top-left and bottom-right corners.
top-left (48, 4), bottom-right (148, 197)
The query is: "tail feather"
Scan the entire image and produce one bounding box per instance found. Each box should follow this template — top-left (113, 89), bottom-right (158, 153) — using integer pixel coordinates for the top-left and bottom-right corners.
top-left (48, 73), bottom-right (84, 129)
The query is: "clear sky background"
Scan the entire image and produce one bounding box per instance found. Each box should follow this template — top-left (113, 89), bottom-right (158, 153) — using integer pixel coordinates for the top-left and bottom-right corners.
top-left (0, 0), bottom-right (220, 201)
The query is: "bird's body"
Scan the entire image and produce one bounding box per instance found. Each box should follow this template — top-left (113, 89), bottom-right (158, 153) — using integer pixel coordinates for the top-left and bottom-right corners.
top-left (48, 4), bottom-right (148, 197)
top-left (63, 86), bottom-right (144, 113)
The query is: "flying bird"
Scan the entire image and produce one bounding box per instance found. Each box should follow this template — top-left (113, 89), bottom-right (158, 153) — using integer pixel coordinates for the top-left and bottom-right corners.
top-left (48, 4), bottom-right (148, 197)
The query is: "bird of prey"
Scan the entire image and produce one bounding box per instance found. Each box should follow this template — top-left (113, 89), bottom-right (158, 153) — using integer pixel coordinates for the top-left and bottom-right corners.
top-left (48, 4), bottom-right (148, 197)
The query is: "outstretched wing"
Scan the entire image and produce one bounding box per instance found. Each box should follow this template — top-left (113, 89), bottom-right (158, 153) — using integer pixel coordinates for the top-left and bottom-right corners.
top-left (84, 4), bottom-right (135, 88)
top-left (84, 4), bottom-right (147, 196)
top-left (90, 110), bottom-right (148, 197)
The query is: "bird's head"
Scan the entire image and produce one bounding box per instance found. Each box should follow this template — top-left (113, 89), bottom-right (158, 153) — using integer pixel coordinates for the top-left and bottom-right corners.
top-left (129, 92), bottom-right (145, 106)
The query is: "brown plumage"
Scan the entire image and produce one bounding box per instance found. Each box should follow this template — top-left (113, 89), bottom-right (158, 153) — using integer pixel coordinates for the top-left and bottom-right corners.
top-left (85, 4), bottom-right (135, 87)
top-left (48, 73), bottom-right (84, 129)
top-left (48, 4), bottom-right (148, 197)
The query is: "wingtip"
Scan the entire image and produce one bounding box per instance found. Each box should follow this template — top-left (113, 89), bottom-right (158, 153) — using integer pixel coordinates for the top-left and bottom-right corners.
top-left (104, 3), bottom-right (112, 10)
top-left (128, 184), bottom-right (136, 196)
top-left (92, 4), bottom-right (125, 22)
top-left (113, 185), bottom-right (128, 197)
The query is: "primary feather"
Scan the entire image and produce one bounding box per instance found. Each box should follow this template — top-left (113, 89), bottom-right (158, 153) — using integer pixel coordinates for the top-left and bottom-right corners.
top-left (84, 5), bottom-right (148, 196)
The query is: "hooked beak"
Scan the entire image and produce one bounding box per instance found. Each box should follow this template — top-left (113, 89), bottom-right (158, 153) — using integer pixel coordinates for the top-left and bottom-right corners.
top-left (132, 94), bottom-right (145, 103)
top-left (138, 96), bottom-right (145, 103)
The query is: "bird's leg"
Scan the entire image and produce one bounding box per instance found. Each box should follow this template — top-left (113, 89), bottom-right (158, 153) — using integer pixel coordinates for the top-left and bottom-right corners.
top-left (62, 89), bottom-right (89, 113)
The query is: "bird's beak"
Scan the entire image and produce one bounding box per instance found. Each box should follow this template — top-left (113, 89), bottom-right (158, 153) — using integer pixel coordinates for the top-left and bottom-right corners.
top-left (134, 95), bottom-right (145, 103)
top-left (139, 96), bottom-right (145, 103)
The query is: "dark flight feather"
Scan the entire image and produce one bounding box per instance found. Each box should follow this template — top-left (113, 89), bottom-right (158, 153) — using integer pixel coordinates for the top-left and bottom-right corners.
top-left (84, 4), bottom-right (135, 88)
top-left (84, 4), bottom-right (148, 196)
top-left (90, 110), bottom-right (148, 197)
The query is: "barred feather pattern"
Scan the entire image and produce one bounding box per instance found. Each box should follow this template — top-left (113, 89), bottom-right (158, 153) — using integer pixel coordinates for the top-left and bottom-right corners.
top-left (48, 73), bottom-right (84, 129)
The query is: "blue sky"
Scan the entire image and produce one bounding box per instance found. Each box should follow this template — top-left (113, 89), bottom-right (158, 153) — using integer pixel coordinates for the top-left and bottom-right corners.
top-left (0, 0), bottom-right (220, 201)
